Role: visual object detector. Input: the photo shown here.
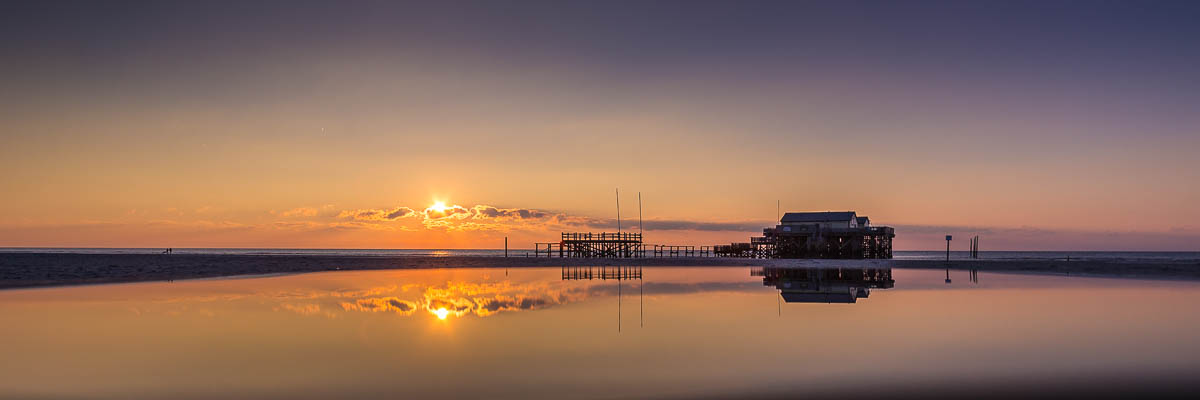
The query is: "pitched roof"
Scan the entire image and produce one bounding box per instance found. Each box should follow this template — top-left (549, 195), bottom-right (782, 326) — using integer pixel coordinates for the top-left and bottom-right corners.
top-left (780, 211), bottom-right (857, 223)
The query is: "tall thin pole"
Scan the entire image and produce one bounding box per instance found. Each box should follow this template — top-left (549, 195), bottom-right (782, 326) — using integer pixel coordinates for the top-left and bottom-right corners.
top-left (638, 192), bottom-right (643, 234)
top-left (616, 188), bottom-right (621, 233)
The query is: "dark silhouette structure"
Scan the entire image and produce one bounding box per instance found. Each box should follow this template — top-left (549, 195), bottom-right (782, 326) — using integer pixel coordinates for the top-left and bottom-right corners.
top-left (753, 266), bottom-right (895, 303)
top-left (534, 232), bottom-right (643, 258)
top-left (717, 211), bottom-right (894, 259)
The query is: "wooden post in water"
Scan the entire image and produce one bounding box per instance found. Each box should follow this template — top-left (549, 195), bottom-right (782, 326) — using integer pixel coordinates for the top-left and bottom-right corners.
top-left (504, 236), bottom-right (508, 257)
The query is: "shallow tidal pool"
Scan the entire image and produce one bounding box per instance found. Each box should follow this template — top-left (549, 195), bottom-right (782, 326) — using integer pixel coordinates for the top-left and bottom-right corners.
top-left (2, 266), bottom-right (1199, 399)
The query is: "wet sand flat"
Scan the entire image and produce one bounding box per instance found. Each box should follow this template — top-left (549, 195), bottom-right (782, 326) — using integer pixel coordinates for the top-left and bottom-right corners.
top-left (2, 253), bottom-right (1199, 289)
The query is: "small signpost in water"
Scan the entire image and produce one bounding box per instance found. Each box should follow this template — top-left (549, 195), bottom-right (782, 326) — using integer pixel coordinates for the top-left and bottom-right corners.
top-left (945, 235), bottom-right (953, 262)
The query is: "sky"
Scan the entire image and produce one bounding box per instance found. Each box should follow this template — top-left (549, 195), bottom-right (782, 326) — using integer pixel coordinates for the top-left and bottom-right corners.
top-left (1, 0), bottom-right (1198, 250)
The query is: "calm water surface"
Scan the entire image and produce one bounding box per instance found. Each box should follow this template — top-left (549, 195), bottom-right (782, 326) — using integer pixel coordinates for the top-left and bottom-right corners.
top-left (2, 267), bottom-right (1199, 399)
top-left (4, 248), bottom-right (1199, 262)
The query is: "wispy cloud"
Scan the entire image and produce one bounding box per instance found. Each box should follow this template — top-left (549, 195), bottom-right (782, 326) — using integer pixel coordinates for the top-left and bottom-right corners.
top-left (422, 204), bottom-right (471, 220)
top-left (274, 303), bottom-right (323, 316)
top-left (277, 207), bottom-right (319, 217)
top-left (338, 206), bottom-right (416, 221)
top-left (339, 279), bottom-right (764, 319)
top-left (340, 297), bottom-right (418, 315)
top-left (329, 202), bottom-right (765, 233)
top-left (471, 205), bottom-right (549, 221)
top-left (145, 219), bottom-right (255, 231)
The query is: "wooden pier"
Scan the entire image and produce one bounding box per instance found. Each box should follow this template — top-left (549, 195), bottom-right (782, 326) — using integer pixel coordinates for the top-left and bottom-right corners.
top-left (713, 243), bottom-right (756, 258)
top-left (651, 245), bottom-right (713, 258)
top-left (534, 232), bottom-right (643, 258)
top-left (535, 210), bottom-right (894, 260)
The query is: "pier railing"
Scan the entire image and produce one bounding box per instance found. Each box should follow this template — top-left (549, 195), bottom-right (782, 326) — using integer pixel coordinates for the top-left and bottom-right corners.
top-left (533, 232), bottom-right (644, 258)
top-left (531, 232), bottom-right (721, 258)
top-left (561, 232), bottom-right (642, 243)
top-left (651, 245), bottom-right (713, 257)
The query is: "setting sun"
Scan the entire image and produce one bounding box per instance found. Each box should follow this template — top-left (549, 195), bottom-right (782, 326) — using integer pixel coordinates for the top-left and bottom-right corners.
top-left (429, 201), bottom-right (448, 213)
top-left (434, 307), bottom-right (449, 320)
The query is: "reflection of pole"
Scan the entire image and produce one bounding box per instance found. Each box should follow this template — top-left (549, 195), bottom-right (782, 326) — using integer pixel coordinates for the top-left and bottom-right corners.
top-left (618, 279), bottom-right (622, 332)
top-left (640, 278), bottom-right (644, 328)
top-left (945, 268), bottom-right (952, 284)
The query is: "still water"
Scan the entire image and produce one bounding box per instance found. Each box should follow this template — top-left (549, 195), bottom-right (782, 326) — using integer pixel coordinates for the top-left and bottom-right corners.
top-left (5, 248), bottom-right (1200, 262)
top-left (2, 267), bottom-right (1199, 399)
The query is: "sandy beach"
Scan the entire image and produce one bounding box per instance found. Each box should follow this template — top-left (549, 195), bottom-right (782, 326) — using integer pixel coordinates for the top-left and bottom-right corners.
top-left (1, 253), bottom-right (1198, 289)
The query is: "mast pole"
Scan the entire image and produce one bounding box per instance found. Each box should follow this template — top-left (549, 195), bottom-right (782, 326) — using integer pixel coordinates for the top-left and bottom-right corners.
top-left (616, 188), bottom-right (621, 233)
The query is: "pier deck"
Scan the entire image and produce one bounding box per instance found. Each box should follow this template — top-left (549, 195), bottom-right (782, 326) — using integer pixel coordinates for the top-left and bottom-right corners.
top-left (534, 232), bottom-right (643, 258)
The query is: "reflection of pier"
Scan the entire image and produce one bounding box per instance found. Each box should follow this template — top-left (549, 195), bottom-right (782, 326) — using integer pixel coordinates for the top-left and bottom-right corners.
top-left (561, 266), bottom-right (643, 280)
top-left (753, 267), bottom-right (894, 303)
top-left (560, 265), bottom-right (644, 332)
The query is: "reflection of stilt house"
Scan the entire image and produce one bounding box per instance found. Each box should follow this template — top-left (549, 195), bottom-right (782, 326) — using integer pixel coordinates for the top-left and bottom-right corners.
top-left (753, 267), bottom-right (895, 303)
top-left (717, 211), bottom-right (894, 259)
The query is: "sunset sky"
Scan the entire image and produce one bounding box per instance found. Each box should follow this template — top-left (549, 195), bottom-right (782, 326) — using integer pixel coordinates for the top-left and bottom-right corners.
top-left (1, 1), bottom-right (1197, 250)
